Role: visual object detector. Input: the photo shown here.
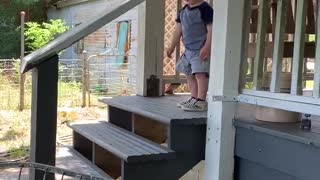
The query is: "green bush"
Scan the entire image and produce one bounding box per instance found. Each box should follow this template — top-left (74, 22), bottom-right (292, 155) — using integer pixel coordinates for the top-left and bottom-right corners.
top-left (25, 19), bottom-right (69, 52)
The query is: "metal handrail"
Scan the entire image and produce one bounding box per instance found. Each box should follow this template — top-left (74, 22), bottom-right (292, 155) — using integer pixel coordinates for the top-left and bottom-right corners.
top-left (21, 0), bottom-right (144, 73)
top-left (0, 162), bottom-right (110, 180)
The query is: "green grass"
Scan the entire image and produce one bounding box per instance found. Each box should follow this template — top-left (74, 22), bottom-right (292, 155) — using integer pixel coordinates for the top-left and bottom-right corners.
top-left (8, 146), bottom-right (29, 159)
top-left (0, 74), bottom-right (91, 110)
top-left (0, 74), bottom-right (107, 159)
top-left (58, 81), bottom-right (83, 107)
top-left (0, 107), bottom-right (107, 160)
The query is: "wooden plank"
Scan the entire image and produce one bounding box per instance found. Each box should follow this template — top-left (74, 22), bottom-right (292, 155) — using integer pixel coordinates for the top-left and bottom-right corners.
top-left (235, 123), bottom-right (320, 180)
top-left (136, 0), bottom-right (165, 96)
top-left (205, 0), bottom-right (248, 179)
top-left (69, 121), bottom-right (175, 163)
top-left (291, 0), bottom-right (307, 95)
top-left (250, 0), bottom-right (274, 34)
top-left (314, 0), bottom-right (320, 98)
top-left (271, 0), bottom-right (277, 41)
top-left (174, 0), bottom-right (182, 79)
top-left (248, 41), bottom-right (316, 58)
top-left (94, 144), bottom-right (121, 179)
top-left (286, 0), bottom-right (295, 34)
top-left (73, 124), bottom-right (155, 157)
top-left (238, 0), bottom-right (252, 90)
top-left (306, 0), bottom-right (316, 34)
top-left (234, 119), bottom-right (320, 148)
top-left (239, 93), bottom-right (320, 116)
top-left (270, 0), bottom-right (288, 93)
top-left (133, 114), bottom-right (167, 144)
top-left (253, 0), bottom-right (269, 90)
top-left (100, 96), bottom-right (207, 125)
top-left (19, 12), bottom-right (25, 111)
top-left (73, 131), bottom-right (93, 161)
top-left (103, 122), bottom-right (169, 153)
top-left (239, 90), bottom-right (320, 116)
top-left (241, 89), bottom-right (320, 106)
top-left (21, 0), bottom-right (144, 73)
top-left (29, 55), bottom-right (58, 180)
top-left (163, 75), bottom-right (187, 84)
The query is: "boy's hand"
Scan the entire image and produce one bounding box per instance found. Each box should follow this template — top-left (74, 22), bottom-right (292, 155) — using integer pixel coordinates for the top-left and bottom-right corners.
top-left (200, 46), bottom-right (210, 61)
top-left (166, 47), bottom-right (174, 58)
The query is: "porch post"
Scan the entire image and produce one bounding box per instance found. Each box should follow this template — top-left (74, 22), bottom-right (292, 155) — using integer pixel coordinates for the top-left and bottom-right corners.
top-left (204, 0), bottom-right (248, 180)
top-left (29, 55), bottom-right (58, 180)
top-left (136, 0), bottom-right (165, 96)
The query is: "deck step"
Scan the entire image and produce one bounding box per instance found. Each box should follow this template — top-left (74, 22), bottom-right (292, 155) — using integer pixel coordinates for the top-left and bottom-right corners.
top-left (69, 121), bottom-right (176, 163)
top-left (99, 95), bottom-right (207, 125)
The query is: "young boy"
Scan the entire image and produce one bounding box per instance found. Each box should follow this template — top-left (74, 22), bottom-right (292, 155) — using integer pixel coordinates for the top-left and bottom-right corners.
top-left (166, 0), bottom-right (213, 111)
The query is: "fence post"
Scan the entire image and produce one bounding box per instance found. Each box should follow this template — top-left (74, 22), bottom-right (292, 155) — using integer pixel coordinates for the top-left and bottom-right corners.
top-left (19, 11), bottom-right (25, 111)
top-left (82, 51), bottom-right (88, 107)
top-left (86, 56), bottom-right (90, 107)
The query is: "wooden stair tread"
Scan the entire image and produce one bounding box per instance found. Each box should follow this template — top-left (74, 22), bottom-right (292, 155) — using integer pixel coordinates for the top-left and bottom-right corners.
top-left (99, 95), bottom-right (207, 125)
top-left (69, 121), bottom-right (176, 163)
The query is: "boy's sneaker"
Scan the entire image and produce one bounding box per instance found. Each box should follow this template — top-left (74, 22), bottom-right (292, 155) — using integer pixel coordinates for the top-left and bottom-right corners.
top-left (177, 97), bottom-right (197, 108)
top-left (182, 100), bottom-right (207, 112)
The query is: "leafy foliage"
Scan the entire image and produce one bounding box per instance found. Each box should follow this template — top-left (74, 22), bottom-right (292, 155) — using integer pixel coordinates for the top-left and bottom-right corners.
top-left (0, 0), bottom-right (46, 58)
top-left (24, 20), bottom-right (69, 52)
top-left (0, 14), bottom-right (20, 58)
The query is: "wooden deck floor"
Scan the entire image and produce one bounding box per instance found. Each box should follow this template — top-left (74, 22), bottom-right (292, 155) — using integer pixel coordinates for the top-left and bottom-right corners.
top-left (236, 103), bottom-right (320, 146)
top-left (100, 95), bottom-right (207, 125)
top-left (0, 147), bottom-right (108, 180)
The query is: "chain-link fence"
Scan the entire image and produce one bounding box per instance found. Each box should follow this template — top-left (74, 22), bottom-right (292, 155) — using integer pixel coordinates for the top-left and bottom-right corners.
top-left (0, 58), bottom-right (136, 110)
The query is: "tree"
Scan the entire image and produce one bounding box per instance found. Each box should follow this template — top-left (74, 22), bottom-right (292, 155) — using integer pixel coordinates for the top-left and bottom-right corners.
top-left (0, 0), bottom-right (46, 58)
top-left (24, 19), bottom-right (69, 52)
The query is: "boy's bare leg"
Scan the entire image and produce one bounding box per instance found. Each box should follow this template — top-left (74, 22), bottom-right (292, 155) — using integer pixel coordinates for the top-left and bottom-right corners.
top-left (187, 75), bottom-right (198, 98)
top-left (195, 73), bottom-right (209, 100)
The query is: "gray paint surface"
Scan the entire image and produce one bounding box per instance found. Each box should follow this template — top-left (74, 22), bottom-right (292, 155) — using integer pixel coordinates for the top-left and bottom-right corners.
top-left (29, 56), bottom-right (59, 180)
top-left (69, 121), bottom-right (176, 163)
top-left (235, 118), bottom-right (320, 180)
top-left (73, 95), bottom-right (207, 179)
top-left (100, 95), bottom-right (207, 125)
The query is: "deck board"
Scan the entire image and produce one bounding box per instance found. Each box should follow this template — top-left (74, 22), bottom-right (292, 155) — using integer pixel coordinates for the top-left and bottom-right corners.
top-left (99, 95), bottom-right (207, 125)
top-left (235, 104), bottom-right (320, 148)
top-left (69, 121), bottom-right (175, 163)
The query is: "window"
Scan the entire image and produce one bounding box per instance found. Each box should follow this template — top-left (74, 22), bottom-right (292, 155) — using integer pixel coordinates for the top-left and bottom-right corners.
top-left (116, 21), bottom-right (131, 64)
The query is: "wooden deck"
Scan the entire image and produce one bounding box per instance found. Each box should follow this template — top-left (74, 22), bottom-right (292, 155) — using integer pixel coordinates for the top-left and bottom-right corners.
top-left (99, 95), bottom-right (207, 125)
top-left (97, 95), bottom-right (207, 179)
top-left (236, 103), bottom-right (320, 138)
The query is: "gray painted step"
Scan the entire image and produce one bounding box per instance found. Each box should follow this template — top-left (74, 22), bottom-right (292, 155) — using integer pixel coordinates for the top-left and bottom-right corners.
top-left (99, 95), bottom-right (207, 125)
top-left (234, 119), bottom-right (320, 180)
top-left (69, 121), bottom-right (176, 163)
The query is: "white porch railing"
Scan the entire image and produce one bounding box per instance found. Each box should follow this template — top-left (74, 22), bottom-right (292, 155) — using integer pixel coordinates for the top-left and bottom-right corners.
top-left (238, 0), bottom-right (320, 116)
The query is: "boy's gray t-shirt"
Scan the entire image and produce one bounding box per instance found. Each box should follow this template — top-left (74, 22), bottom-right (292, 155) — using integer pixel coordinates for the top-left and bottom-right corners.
top-left (176, 2), bottom-right (214, 51)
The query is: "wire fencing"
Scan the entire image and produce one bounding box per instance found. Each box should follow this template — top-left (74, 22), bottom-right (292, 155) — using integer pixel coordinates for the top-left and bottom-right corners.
top-left (0, 58), bottom-right (136, 110)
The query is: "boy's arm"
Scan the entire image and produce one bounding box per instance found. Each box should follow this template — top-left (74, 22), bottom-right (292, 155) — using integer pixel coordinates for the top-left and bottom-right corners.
top-left (200, 24), bottom-right (212, 61)
top-left (167, 23), bottom-right (182, 58)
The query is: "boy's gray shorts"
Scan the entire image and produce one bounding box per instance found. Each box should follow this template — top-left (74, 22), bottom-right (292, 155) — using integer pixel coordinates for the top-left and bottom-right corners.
top-left (176, 50), bottom-right (210, 76)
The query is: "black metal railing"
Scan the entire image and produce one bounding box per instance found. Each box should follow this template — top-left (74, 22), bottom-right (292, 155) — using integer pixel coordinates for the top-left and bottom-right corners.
top-left (19, 0), bottom-right (145, 179)
top-left (21, 0), bottom-right (144, 73)
top-left (0, 162), bottom-right (109, 180)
